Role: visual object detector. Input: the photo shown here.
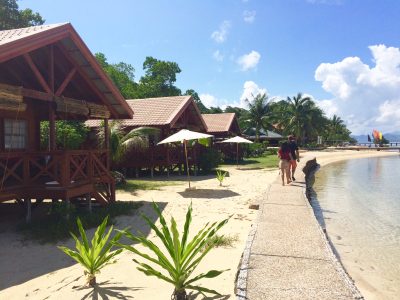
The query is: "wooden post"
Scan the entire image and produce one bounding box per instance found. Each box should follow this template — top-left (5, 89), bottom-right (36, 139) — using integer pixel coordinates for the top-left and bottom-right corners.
top-left (65, 197), bottom-right (70, 220)
top-left (104, 119), bottom-right (110, 169)
top-left (184, 140), bottom-right (191, 189)
top-left (135, 168), bottom-right (139, 178)
top-left (49, 103), bottom-right (56, 150)
top-left (236, 143), bottom-right (239, 168)
top-left (26, 199), bottom-right (32, 223)
top-left (86, 193), bottom-right (92, 213)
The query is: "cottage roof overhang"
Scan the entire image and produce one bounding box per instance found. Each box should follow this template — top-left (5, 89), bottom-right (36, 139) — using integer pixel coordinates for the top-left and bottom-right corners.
top-left (201, 113), bottom-right (240, 134)
top-left (0, 23), bottom-right (133, 119)
top-left (86, 96), bottom-right (208, 131)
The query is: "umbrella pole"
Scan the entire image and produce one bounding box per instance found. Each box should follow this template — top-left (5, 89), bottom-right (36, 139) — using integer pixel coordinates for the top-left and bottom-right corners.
top-left (184, 140), bottom-right (191, 188)
top-left (236, 143), bottom-right (239, 168)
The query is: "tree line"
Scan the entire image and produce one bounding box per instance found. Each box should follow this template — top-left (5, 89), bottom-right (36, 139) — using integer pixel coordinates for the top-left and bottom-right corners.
top-left (2, 0), bottom-right (354, 146)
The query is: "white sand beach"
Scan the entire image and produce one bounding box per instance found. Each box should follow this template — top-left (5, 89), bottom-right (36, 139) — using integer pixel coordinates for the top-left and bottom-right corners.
top-left (0, 149), bottom-right (398, 299)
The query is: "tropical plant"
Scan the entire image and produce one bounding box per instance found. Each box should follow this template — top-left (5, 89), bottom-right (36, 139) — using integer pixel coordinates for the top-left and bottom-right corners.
top-left (58, 216), bottom-right (123, 286)
top-left (216, 169), bottom-right (227, 186)
top-left (97, 121), bottom-right (160, 163)
top-left (242, 93), bottom-right (271, 142)
top-left (115, 202), bottom-right (230, 300)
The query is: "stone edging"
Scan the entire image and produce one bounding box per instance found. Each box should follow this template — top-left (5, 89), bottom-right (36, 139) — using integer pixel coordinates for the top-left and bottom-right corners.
top-left (303, 159), bottom-right (364, 299)
top-left (235, 185), bottom-right (270, 299)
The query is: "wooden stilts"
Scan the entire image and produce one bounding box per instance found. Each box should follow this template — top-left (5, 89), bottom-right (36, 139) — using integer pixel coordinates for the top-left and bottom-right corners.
top-left (184, 140), bottom-right (191, 189)
top-left (66, 197), bottom-right (70, 220)
top-left (150, 167), bottom-right (154, 178)
top-left (135, 168), bottom-right (139, 178)
top-left (26, 199), bottom-right (32, 223)
top-left (86, 193), bottom-right (92, 213)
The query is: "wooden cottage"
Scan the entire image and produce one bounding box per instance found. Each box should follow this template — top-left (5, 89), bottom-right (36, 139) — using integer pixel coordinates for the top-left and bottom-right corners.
top-left (202, 113), bottom-right (241, 160)
top-left (0, 23), bottom-right (133, 207)
top-left (86, 96), bottom-right (208, 176)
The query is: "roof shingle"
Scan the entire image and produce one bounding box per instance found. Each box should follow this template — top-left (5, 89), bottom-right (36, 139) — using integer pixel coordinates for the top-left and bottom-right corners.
top-left (86, 96), bottom-right (204, 128)
top-left (202, 113), bottom-right (236, 133)
top-left (0, 23), bottom-right (67, 46)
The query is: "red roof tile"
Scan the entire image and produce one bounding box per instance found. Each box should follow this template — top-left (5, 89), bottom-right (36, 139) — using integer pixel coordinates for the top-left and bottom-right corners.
top-left (202, 113), bottom-right (237, 133)
top-left (0, 23), bottom-right (133, 119)
top-left (86, 96), bottom-right (207, 130)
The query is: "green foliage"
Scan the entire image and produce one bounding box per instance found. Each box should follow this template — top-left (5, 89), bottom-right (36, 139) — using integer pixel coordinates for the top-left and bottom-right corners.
top-left (184, 89), bottom-right (209, 113)
top-left (17, 201), bottom-right (142, 243)
top-left (115, 202), bottom-right (230, 299)
top-left (138, 56), bottom-right (182, 97)
top-left (242, 93), bottom-right (271, 142)
top-left (58, 216), bottom-right (123, 286)
top-left (197, 137), bottom-right (211, 147)
top-left (117, 180), bottom-right (183, 193)
top-left (207, 107), bottom-right (223, 114)
top-left (95, 53), bottom-right (139, 99)
top-left (243, 142), bottom-right (269, 158)
top-left (216, 169), bottom-right (227, 186)
top-left (203, 234), bottom-right (239, 250)
top-left (40, 121), bottom-right (89, 150)
top-left (198, 148), bottom-right (222, 173)
top-left (97, 121), bottom-right (160, 163)
top-left (0, 0), bottom-right (44, 30)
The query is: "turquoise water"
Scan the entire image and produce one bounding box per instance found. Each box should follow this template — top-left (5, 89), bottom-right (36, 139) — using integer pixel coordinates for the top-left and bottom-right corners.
top-left (312, 156), bottom-right (400, 300)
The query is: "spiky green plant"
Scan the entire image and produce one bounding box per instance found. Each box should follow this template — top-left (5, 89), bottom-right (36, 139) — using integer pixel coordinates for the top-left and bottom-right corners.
top-left (216, 169), bottom-right (228, 186)
top-left (115, 202), bottom-right (229, 300)
top-left (58, 216), bottom-right (123, 286)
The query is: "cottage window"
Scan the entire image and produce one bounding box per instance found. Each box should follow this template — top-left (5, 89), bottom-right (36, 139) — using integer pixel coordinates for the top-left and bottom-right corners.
top-left (4, 119), bottom-right (27, 149)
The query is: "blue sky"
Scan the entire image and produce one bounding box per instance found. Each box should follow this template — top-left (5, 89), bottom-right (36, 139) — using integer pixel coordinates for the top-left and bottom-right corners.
top-left (19, 0), bottom-right (400, 134)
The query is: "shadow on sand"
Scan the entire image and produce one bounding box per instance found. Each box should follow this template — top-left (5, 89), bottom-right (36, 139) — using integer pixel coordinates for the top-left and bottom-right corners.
top-left (0, 201), bottom-right (166, 290)
top-left (178, 189), bottom-right (240, 199)
top-left (188, 291), bottom-right (230, 300)
top-left (76, 280), bottom-right (142, 300)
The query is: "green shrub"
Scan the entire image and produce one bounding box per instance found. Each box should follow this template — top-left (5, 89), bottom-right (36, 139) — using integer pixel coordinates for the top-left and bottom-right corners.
top-left (198, 148), bottom-right (222, 173)
top-left (116, 202), bottom-right (230, 300)
top-left (17, 201), bottom-right (142, 243)
top-left (243, 142), bottom-right (268, 158)
top-left (58, 216), bottom-right (123, 286)
top-left (216, 169), bottom-right (227, 186)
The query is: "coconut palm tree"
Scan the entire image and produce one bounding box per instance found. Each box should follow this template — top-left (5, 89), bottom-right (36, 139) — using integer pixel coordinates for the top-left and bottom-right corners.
top-left (277, 93), bottom-right (326, 144)
top-left (242, 93), bottom-right (271, 142)
top-left (97, 121), bottom-right (160, 163)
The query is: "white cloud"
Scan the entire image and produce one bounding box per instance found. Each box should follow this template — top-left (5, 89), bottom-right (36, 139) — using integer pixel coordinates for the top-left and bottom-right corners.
top-left (213, 50), bottom-right (224, 62)
top-left (240, 81), bottom-right (267, 106)
top-left (243, 10), bottom-right (256, 23)
top-left (315, 44), bottom-right (400, 134)
top-left (211, 21), bottom-right (231, 43)
top-left (237, 50), bottom-right (261, 71)
top-left (199, 94), bottom-right (219, 108)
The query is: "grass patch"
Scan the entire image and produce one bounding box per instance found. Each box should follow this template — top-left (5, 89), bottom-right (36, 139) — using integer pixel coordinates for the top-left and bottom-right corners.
top-left (203, 234), bottom-right (239, 250)
top-left (221, 154), bottom-right (279, 169)
top-left (117, 179), bottom-right (183, 193)
top-left (17, 201), bottom-right (143, 244)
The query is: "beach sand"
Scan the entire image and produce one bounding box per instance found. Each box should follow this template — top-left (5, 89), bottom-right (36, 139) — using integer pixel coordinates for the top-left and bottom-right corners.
top-left (0, 149), bottom-right (397, 299)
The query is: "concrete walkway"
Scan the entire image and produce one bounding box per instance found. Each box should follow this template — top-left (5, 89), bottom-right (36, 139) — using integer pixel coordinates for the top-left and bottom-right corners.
top-left (237, 158), bottom-right (363, 300)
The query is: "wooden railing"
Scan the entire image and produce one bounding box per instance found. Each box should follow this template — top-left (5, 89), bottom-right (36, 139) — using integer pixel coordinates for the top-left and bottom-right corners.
top-left (120, 144), bottom-right (202, 168)
top-left (0, 150), bottom-right (110, 192)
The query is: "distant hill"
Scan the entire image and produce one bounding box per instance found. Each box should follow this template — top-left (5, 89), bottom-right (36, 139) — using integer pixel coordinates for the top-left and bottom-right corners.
top-left (351, 132), bottom-right (400, 143)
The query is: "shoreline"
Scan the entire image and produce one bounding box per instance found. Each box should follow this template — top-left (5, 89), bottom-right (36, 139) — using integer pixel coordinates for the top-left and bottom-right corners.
top-left (304, 150), bottom-right (399, 300)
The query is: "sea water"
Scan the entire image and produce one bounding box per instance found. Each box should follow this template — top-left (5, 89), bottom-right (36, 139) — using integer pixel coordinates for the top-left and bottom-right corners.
top-left (312, 156), bottom-right (400, 300)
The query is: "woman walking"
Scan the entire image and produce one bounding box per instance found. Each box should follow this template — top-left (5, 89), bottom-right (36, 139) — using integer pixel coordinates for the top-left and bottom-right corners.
top-left (278, 142), bottom-right (293, 186)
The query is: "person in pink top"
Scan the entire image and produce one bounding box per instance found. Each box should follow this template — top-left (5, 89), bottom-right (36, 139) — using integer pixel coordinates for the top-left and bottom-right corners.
top-left (278, 141), bottom-right (293, 186)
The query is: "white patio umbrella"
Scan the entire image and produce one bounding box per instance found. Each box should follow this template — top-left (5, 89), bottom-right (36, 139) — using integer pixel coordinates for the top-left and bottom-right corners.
top-left (158, 129), bottom-right (213, 189)
top-left (222, 136), bottom-right (253, 167)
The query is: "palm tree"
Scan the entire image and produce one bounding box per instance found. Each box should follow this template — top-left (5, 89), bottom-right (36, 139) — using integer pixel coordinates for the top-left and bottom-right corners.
top-left (97, 121), bottom-right (160, 163)
top-left (243, 93), bottom-right (271, 142)
top-left (281, 93), bottom-right (325, 144)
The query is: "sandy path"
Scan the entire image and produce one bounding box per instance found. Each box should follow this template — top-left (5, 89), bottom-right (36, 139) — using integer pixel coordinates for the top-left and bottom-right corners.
top-left (0, 166), bottom-right (278, 299)
top-left (0, 149), bottom-right (397, 299)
